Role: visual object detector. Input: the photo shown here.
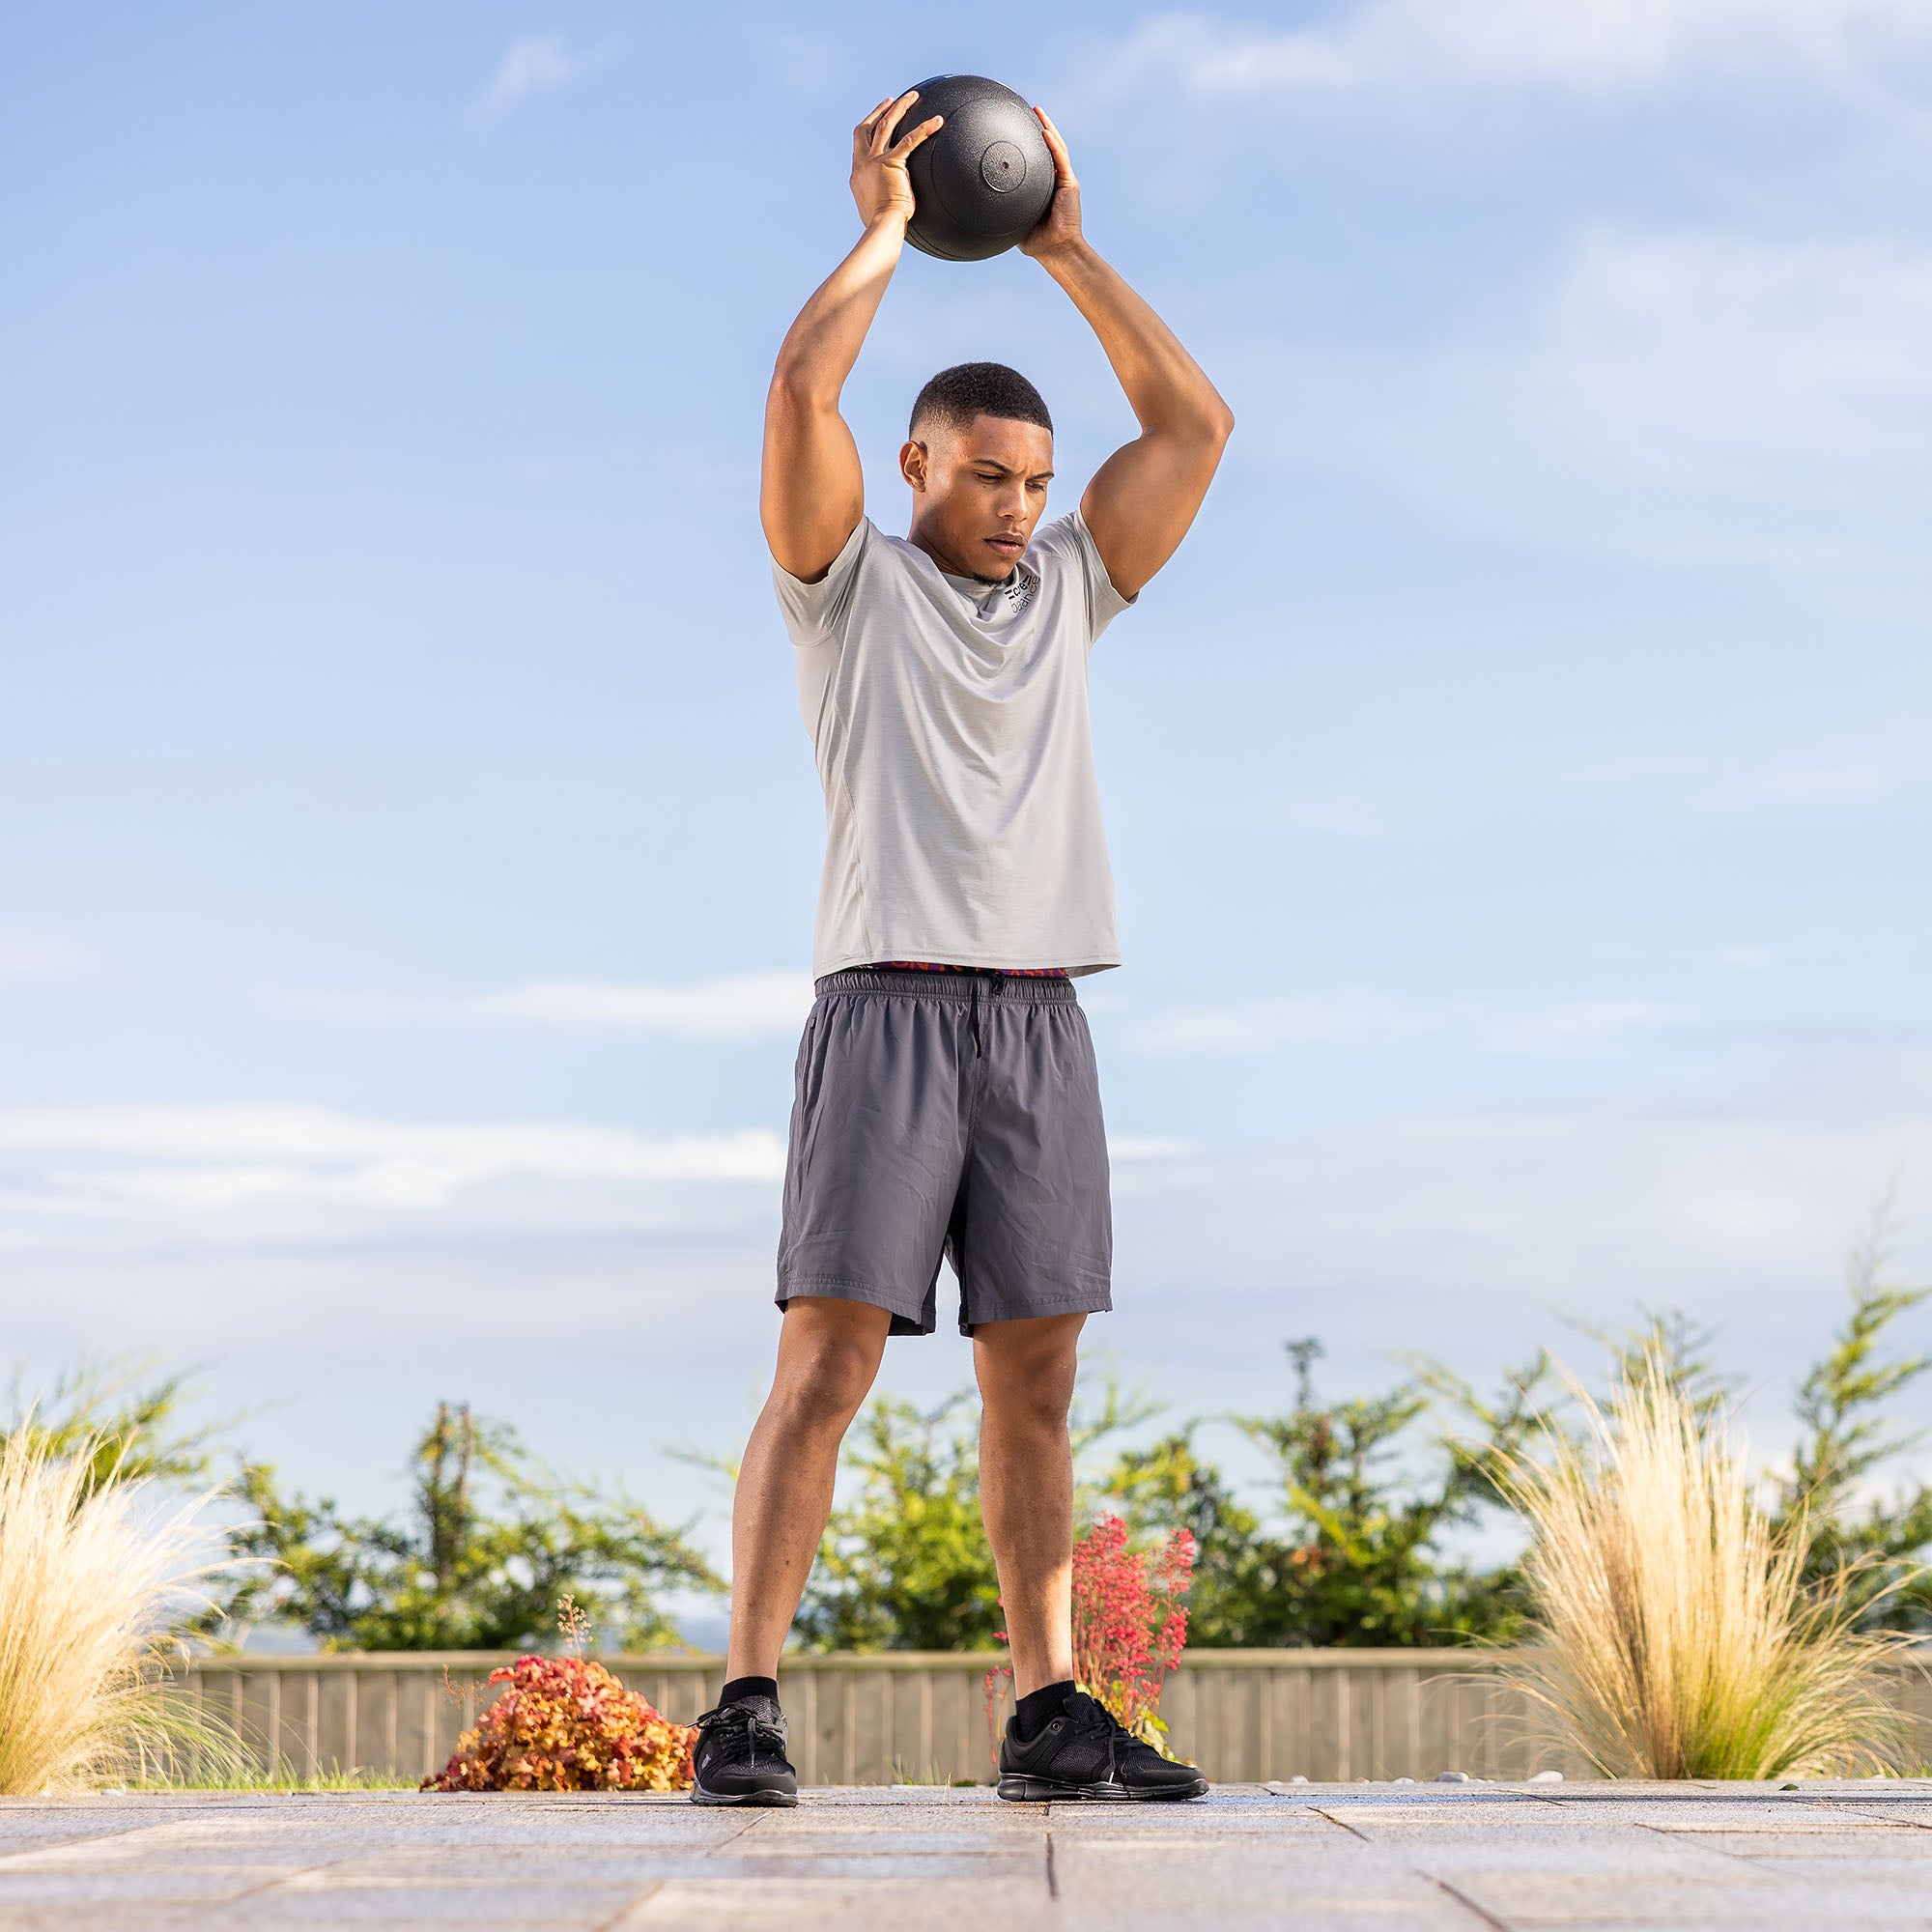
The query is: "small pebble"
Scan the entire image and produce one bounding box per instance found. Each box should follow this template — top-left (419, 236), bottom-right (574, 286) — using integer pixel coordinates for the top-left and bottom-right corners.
top-left (1435, 1771), bottom-right (1471, 1783)
top-left (1393, 1776), bottom-right (1415, 1785)
top-left (1528, 1770), bottom-right (1563, 1784)
top-left (1290, 1775), bottom-right (1309, 1784)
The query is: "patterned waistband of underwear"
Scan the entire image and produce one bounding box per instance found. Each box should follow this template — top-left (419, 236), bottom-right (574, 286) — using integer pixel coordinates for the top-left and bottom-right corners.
top-left (871, 960), bottom-right (1071, 980)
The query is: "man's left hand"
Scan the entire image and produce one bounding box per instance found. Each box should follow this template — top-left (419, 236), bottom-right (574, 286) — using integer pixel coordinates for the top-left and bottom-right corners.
top-left (1019, 107), bottom-right (1084, 261)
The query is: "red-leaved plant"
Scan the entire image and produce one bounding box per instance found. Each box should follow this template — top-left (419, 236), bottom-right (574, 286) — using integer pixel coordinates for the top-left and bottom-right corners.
top-left (985, 1513), bottom-right (1196, 1761)
top-left (422, 1654), bottom-right (696, 1793)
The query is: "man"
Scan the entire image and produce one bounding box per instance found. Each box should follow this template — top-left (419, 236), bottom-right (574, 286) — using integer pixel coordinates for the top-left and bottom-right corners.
top-left (692, 90), bottom-right (1232, 1806)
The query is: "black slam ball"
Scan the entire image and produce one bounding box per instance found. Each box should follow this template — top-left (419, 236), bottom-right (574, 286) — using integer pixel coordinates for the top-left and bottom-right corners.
top-left (901, 74), bottom-right (1055, 262)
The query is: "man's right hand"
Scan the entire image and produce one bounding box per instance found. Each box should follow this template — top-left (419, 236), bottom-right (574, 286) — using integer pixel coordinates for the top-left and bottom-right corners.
top-left (849, 92), bottom-right (943, 231)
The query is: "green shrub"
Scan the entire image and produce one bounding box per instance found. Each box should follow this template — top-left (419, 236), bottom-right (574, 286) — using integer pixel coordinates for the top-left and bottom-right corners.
top-left (222, 1403), bottom-right (720, 1651)
top-left (795, 1395), bottom-right (1003, 1651)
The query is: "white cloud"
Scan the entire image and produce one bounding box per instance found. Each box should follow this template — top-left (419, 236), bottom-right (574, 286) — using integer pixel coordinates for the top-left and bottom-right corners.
top-left (1107, 1136), bottom-right (1196, 1161)
top-left (1483, 999), bottom-right (1686, 1052)
top-left (1129, 991), bottom-right (1681, 1055)
top-left (459, 975), bottom-right (811, 1037)
top-left (313, 973), bottom-right (814, 1041)
top-left (4, 1061), bottom-right (1926, 1536)
top-left (0, 1102), bottom-right (1192, 1238)
top-left (1523, 235), bottom-right (1932, 489)
top-left (1099, 1), bottom-right (1932, 99)
top-left (1705, 755), bottom-right (1921, 809)
top-left (1104, 1052), bottom-right (1932, 1406)
top-left (1132, 992), bottom-right (1434, 1053)
top-left (7, 1058), bottom-right (1925, 1537)
top-left (1239, 229), bottom-right (1932, 572)
top-left (0, 1103), bottom-right (784, 1222)
top-left (0, 931), bottom-right (81, 979)
top-left (1268, 800), bottom-right (1386, 839)
top-left (471, 36), bottom-right (607, 124)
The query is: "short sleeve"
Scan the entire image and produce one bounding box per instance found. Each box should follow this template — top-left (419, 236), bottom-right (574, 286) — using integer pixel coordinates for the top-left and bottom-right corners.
top-left (771, 518), bottom-right (870, 648)
top-left (1031, 512), bottom-right (1135, 647)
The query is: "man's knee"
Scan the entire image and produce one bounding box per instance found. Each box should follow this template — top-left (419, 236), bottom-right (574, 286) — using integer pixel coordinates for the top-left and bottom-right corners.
top-left (769, 1302), bottom-right (889, 1432)
top-left (993, 1372), bottom-right (1077, 1435)
top-left (977, 1321), bottom-right (1081, 1431)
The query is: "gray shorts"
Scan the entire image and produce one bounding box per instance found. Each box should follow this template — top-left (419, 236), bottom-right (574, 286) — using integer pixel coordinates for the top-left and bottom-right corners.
top-left (777, 968), bottom-right (1113, 1336)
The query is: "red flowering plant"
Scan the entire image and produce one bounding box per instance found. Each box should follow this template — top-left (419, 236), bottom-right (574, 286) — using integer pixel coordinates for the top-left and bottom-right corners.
top-left (422, 1653), bottom-right (696, 1793)
top-left (985, 1512), bottom-right (1196, 1761)
top-left (1071, 1514), bottom-right (1195, 1743)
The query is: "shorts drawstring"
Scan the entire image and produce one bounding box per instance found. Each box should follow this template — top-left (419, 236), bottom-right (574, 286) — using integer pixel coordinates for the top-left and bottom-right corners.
top-left (969, 974), bottom-right (1007, 1058)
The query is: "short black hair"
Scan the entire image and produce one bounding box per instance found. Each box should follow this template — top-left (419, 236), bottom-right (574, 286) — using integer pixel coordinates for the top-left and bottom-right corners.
top-left (909, 361), bottom-right (1053, 440)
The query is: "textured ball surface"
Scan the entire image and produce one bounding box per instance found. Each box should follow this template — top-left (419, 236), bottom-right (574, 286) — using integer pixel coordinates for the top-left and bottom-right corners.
top-left (901, 75), bottom-right (1055, 263)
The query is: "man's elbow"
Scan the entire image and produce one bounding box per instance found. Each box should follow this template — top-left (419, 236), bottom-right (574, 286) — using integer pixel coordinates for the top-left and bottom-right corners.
top-left (1163, 395), bottom-right (1234, 453)
top-left (769, 355), bottom-right (838, 420)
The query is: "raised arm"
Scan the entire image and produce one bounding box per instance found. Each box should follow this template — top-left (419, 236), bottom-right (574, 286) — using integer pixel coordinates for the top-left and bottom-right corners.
top-left (1022, 110), bottom-right (1234, 602)
top-left (760, 92), bottom-right (943, 582)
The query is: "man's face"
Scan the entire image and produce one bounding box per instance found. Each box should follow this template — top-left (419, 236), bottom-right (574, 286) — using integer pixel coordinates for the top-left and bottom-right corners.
top-left (900, 413), bottom-right (1055, 582)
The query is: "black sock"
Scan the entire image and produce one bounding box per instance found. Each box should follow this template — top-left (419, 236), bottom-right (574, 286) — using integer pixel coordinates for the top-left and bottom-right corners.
top-left (1013, 1679), bottom-right (1077, 1742)
top-left (719, 1675), bottom-right (779, 1708)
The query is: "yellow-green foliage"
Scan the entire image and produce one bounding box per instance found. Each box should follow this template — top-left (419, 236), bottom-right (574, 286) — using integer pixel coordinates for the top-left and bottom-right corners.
top-left (1498, 1354), bottom-right (1915, 1780)
top-left (0, 1426), bottom-right (230, 1793)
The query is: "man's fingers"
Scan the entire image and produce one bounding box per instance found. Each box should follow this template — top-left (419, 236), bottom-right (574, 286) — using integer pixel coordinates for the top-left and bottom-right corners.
top-left (886, 112), bottom-right (944, 160)
top-left (854, 96), bottom-right (896, 143)
top-left (853, 99), bottom-right (895, 162)
top-left (871, 89), bottom-right (922, 155)
top-left (1033, 104), bottom-right (1076, 178)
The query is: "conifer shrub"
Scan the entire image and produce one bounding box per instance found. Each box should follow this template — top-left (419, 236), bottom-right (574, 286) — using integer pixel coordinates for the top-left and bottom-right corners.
top-left (422, 1654), bottom-right (696, 1792)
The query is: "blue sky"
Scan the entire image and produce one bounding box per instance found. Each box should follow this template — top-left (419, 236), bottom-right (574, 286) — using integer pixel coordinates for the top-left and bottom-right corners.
top-left (5, 2), bottom-right (1930, 1613)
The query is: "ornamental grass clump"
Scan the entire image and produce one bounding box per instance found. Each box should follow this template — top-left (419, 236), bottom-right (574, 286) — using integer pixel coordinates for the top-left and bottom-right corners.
top-left (422, 1654), bottom-right (696, 1792)
top-left (0, 1426), bottom-right (235, 1794)
top-left (1496, 1351), bottom-right (1916, 1780)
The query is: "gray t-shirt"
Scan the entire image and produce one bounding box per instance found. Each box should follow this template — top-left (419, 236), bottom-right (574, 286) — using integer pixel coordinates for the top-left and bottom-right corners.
top-left (774, 512), bottom-right (1133, 979)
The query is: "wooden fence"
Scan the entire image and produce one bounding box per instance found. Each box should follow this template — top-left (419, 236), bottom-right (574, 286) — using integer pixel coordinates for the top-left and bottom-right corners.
top-left (179, 1648), bottom-right (1932, 1786)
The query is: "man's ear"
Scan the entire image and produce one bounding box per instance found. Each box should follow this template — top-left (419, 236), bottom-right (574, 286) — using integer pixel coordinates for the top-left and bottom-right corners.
top-left (899, 439), bottom-right (928, 494)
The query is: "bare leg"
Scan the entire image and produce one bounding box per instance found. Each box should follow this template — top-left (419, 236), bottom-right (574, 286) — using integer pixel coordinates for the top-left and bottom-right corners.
top-left (725, 1298), bottom-right (894, 1682)
top-left (974, 1312), bottom-right (1086, 1698)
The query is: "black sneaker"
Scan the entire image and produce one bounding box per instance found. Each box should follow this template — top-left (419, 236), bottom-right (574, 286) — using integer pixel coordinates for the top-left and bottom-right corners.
top-left (690, 1694), bottom-right (799, 1806)
top-left (997, 1689), bottom-right (1208, 1802)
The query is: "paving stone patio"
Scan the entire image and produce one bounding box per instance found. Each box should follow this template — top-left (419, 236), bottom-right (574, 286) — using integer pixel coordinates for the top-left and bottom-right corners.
top-left (5, 1781), bottom-right (1932, 1930)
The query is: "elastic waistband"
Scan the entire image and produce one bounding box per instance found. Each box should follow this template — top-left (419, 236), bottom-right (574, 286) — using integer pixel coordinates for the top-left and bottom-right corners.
top-left (814, 967), bottom-right (1079, 1005)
